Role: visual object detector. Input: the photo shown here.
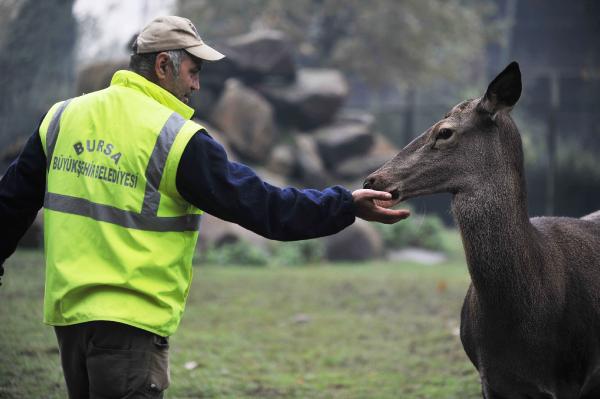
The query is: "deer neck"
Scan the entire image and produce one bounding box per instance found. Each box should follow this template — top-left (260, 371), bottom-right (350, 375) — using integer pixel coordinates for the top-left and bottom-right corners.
top-left (451, 170), bottom-right (542, 308)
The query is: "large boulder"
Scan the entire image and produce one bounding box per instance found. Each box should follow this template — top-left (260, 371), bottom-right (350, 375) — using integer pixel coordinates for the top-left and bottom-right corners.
top-left (336, 109), bottom-right (376, 126)
top-left (198, 29), bottom-right (294, 92)
top-left (312, 116), bottom-right (375, 169)
top-left (197, 213), bottom-right (271, 254)
top-left (333, 154), bottom-right (392, 181)
top-left (188, 87), bottom-right (221, 121)
top-left (225, 30), bottom-right (296, 85)
top-left (258, 68), bottom-right (348, 130)
top-left (324, 219), bottom-right (384, 261)
top-left (76, 60), bottom-right (128, 95)
top-left (332, 133), bottom-right (399, 180)
top-left (368, 131), bottom-right (400, 158)
top-left (293, 134), bottom-right (331, 188)
top-left (265, 143), bottom-right (297, 178)
top-left (211, 79), bottom-right (277, 163)
top-left (199, 55), bottom-right (239, 93)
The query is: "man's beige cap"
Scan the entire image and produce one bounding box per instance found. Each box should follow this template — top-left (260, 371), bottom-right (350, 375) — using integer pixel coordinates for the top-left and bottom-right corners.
top-left (136, 16), bottom-right (225, 61)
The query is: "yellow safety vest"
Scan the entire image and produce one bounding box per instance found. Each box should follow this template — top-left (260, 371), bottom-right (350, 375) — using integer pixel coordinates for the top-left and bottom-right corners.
top-left (39, 70), bottom-right (203, 336)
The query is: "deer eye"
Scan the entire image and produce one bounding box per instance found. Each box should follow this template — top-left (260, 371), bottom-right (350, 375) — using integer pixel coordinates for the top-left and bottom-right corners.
top-left (436, 128), bottom-right (454, 141)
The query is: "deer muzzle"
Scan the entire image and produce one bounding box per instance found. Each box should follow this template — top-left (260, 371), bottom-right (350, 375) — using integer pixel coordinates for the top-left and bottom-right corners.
top-left (363, 172), bottom-right (401, 198)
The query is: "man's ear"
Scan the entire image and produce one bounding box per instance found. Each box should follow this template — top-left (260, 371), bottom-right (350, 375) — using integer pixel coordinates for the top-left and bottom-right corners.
top-left (478, 61), bottom-right (522, 118)
top-left (154, 52), bottom-right (171, 81)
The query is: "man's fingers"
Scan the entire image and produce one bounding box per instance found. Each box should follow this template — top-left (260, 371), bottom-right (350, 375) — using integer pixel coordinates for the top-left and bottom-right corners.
top-left (373, 213), bottom-right (410, 224)
top-left (374, 207), bottom-right (410, 218)
top-left (373, 199), bottom-right (398, 208)
top-left (353, 189), bottom-right (392, 201)
top-left (380, 212), bottom-right (411, 224)
top-left (364, 190), bottom-right (393, 200)
top-left (353, 188), bottom-right (410, 224)
top-left (367, 207), bottom-right (410, 223)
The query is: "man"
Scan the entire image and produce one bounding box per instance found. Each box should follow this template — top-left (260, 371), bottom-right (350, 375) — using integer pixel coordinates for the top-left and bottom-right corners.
top-left (0, 16), bottom-right (409, 398)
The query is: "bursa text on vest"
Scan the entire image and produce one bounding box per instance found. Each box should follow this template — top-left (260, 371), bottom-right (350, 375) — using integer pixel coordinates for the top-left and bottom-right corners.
top-left (73, 139), bottom-right (122, 165)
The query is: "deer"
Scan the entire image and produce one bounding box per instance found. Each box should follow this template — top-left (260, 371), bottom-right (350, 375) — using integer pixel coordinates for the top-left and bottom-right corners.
top-left (363, 62), bottom-right (600, 398)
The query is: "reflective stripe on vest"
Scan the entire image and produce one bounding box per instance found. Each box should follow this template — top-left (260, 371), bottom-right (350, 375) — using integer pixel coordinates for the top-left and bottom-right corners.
top-left (44, 192), bottom-right (201, 232)
top-left (43, 103), bottom-right (201, 232)
top-left (45, 99), bottom-right (72, 170)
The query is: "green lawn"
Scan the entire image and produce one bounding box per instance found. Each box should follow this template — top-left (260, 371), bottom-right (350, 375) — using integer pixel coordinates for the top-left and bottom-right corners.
top-left (0, 247), bottom-right (481, 398)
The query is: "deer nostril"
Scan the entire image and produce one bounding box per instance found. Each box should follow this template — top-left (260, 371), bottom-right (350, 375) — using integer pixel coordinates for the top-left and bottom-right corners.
top-left (363, 177), bottom-right (376, 189)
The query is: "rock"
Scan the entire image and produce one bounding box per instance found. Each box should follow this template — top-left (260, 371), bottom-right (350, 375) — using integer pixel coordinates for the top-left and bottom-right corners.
top-left (76, 60), bottom-right (128, 94)
top-left (258, 68), bottom-right (348, 130)
top-left (336, 109), bottom-right (376, 126)
top-left (211, 79), bottom-right (277, 163)
top-left (386, 248), bottom-right (448, 265)
top-left (197, 213), bottom-right (271, 254)
top-left (369, 133), bottom-right (399, 158)
top-left (197, 30), bottom-right (294, 91)
top-left (188, 87), bottom-right (220, 121)
top-left (293, 134), bottom-right (331, 188)
top-left (324, 219), bottom-right (383, 261)
top-left (184, 361), bottom-right (199, 370)
top-left (265, 144), bottom-right (297, 178)
top-left (333, 154), bottom-right (392, 181)
top-left (332, 132), bottom-right (399, 180)
top-left (225, 30), bottom-right (296, 85)
top-left (313, 118), bottom-right (375, 168)
top-left (199, 55), bottom-right (239, 93)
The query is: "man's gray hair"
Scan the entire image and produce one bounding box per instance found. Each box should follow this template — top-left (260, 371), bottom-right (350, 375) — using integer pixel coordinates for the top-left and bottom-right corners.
top-left (165, 50), bottom-right (184, 77)
top-left (129, 39), bottom-right (186, 79)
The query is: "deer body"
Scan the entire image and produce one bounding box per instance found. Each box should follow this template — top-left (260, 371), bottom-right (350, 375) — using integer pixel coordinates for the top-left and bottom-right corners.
top-left (457, 192), bottom-right (600, 398)
top-left (365, 63), bottom-right (600, 398)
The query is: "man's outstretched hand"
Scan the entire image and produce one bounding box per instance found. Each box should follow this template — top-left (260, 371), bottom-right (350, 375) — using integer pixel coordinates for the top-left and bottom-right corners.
top-left (352, 189), bottom-right (410, 224)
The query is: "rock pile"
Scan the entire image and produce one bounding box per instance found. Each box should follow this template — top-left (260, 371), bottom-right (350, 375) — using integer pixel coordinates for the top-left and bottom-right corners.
top-left (195, 30), bottom-right (398, 190)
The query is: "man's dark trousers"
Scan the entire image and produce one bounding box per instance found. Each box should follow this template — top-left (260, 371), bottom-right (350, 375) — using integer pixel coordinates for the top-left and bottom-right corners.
top-left (54, 321), bottom-right (170, 398)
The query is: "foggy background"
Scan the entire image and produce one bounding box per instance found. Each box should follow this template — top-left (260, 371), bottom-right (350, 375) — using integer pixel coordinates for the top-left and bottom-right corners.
top-left (1, 0), bottom-right (599, 225)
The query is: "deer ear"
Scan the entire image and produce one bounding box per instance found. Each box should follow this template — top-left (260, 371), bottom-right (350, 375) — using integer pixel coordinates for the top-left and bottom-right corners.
top-left (478, 61), bottom-right (522, 118)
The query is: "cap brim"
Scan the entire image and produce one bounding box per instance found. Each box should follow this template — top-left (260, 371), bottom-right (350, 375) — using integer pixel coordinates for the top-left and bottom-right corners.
top-left (186, 43), bottom-right (225, 61)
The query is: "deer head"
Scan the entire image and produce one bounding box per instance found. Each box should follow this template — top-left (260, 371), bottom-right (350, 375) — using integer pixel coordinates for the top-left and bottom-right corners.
top-left (364, 62), bottom-right (523, 205)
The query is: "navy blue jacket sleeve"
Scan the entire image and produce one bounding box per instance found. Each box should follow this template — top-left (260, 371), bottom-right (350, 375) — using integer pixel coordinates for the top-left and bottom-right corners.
top-left (0, 121), bottom-right (47, 278)
top-left (176, 130), bottom-right (356, 241)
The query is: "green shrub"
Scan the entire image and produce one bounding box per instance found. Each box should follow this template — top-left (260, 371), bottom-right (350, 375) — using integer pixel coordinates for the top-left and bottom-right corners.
top-left (376, 212), bottom-right (447, 252)
top-left (198, 241), bottom-right (270, 266)
top-left (270, 239), bottom-right (325, 266)
top-left (196, 239), bottom-right (326, 267)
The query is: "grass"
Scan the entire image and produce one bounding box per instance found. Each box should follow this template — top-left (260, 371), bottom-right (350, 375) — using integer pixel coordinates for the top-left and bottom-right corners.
top-left (0, 238), bottom-right (481, 398)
